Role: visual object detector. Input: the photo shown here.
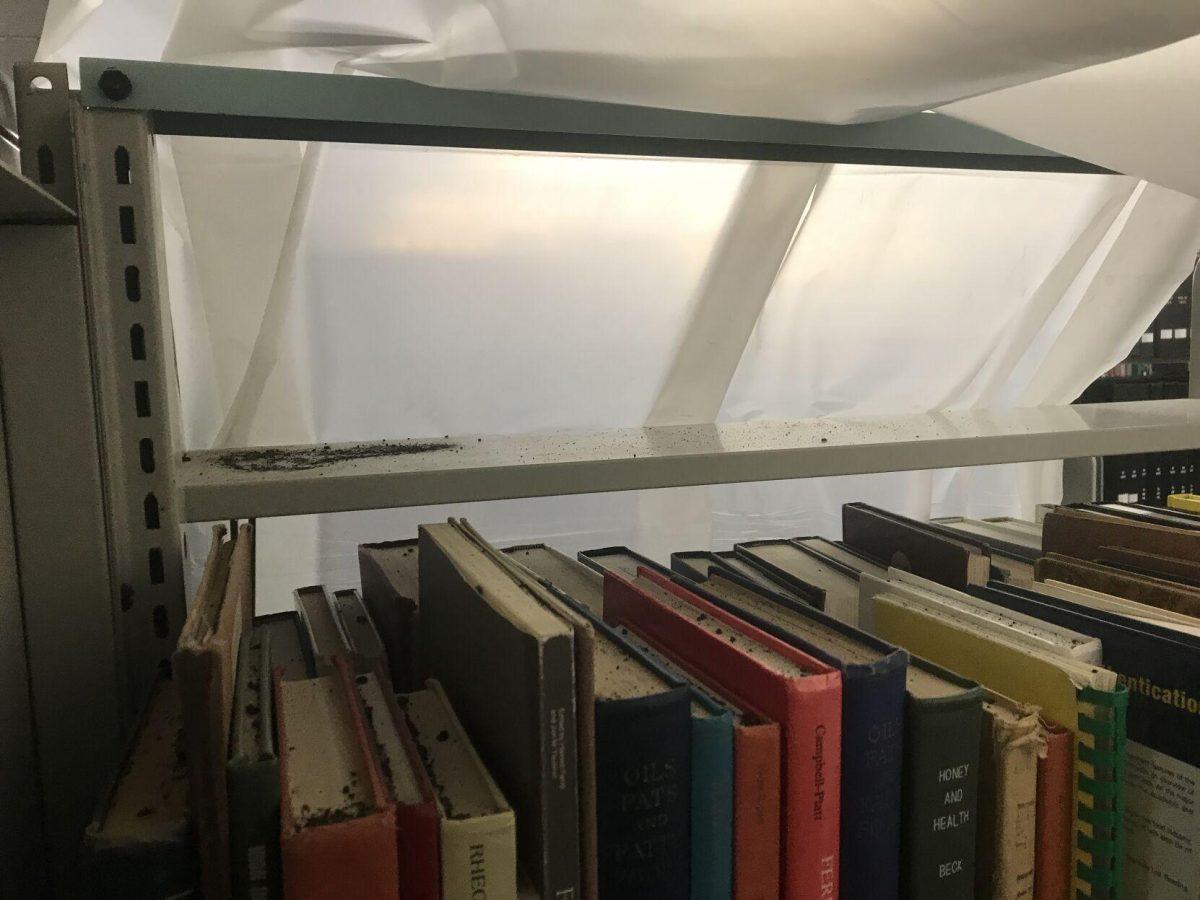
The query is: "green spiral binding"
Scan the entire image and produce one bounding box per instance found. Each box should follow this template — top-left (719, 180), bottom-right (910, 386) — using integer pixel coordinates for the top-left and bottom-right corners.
top-left (1074, 685), bottom-right (1129, 900)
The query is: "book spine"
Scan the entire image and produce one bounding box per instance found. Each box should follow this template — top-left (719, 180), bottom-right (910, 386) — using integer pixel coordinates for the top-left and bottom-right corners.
top-left (395, 800), bottom-right (440, 900)
top-left (975, 711), bottom-right (1039, 900)
top-left (784, 681), bottom-right (842, 900)
top-left (440, 814), bottom-right (518, 900)
top-left (901, 696), bottom-right (983, 899)
top-left (539, 634), bottom-right (583, 900)
top-left (732, 723), bottom-right (782, 900)
top-left (282, 815), bottom-right (400, 900)
top-left (227, 759), bottom-right (283, 900)
top-left (688, 712), bottom-right (733, 900)
top-left (594, 691), bottom-right (691, 899)
top-left (1033, 726), bottom-right (1073, 900)
top-left (837, 664), bottom-right (906, 900)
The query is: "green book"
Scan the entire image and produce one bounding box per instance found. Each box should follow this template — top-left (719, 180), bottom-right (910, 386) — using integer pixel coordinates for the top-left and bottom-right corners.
top-left (227, 612), bottom-right (314, 900)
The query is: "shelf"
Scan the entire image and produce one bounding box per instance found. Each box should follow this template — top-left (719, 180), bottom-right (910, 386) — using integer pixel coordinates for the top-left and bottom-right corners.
top-left (176, 399), bottom-right (1200, 521)
top-left (0, 160), bottom-right (75, 223)
top-left (78, 57), bottom-right (1106, 173)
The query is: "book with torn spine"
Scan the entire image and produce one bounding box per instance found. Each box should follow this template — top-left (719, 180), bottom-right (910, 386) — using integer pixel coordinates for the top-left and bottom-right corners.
top-left (276, 665), bottom-right (398, 899)
top-left (420, 520), bottom-right (581, 900)
top-left (358, 538), bottom-right (421, 689)
top-left (976, 692), bottom-right (1041, 900)
top-left (398, 679), bottom-right (517, 900)
top-left (173, 522), bottom-right (252, 900)
top-left (84, 671), bottom-right (197, 897)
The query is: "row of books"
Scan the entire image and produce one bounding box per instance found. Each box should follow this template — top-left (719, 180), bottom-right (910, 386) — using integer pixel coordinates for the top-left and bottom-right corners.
top-left (83, 501), bottom-right (1200, 899)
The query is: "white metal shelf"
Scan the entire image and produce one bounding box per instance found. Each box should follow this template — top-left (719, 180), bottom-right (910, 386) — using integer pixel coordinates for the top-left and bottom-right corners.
top-left (177, 399), bottom-right (1200, 521)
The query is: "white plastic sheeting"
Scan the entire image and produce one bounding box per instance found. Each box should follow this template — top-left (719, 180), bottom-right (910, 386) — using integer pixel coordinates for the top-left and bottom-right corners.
top-left (38, 2), bottom-right (1200, 603)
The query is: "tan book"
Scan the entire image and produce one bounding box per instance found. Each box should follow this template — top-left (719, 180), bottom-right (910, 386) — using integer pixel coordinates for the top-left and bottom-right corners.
top-left (399, 680), bottom-right (517, 900)
top-left (977, 692), bottom-right (1041, 900)
top-left (173, 522), bottom-right (252, 899)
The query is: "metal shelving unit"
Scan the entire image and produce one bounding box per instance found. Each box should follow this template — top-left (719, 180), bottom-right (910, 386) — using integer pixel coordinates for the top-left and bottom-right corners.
top-left (1, 56), bottom-right (1196, 889)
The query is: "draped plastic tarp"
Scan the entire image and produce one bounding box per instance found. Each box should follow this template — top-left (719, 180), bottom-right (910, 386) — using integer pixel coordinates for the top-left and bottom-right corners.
top-left (40, 2), bottom-right (1200, 604)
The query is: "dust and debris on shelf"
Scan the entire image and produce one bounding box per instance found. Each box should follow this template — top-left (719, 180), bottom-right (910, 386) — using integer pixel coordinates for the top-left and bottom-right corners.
top-left (210, 439), bottom-right (461, 473)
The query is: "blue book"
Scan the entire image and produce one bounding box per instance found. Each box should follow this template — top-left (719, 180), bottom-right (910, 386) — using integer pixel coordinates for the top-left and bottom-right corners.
top-left (580, 545), bottom-right (909, 900)
top-left (519, 544), bottom-right (734, 900)
top-left (974, 580), bottom-right (1200, 900)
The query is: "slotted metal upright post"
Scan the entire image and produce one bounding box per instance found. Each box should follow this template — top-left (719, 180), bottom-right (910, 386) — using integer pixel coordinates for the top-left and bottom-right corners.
top-left (73, 103), bottom-right (187, 723)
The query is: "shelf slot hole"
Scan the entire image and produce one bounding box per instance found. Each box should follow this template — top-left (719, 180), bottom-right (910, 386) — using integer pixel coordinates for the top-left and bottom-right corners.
top-left (125, 265), bottom-right (141, 301)
top-left (143, 493), bottom-right (160, 530)
top-left (134, 381), bottom-right (151, 418)
top-left (148, 548), bottom-right (164, 585)
top-left (114, 146), bottom-right (131, 184)
top-left (119, 206), bottom-right (136, 244)
top-left (139, 437), bottom-right (155, 473)
top-left (130, 324), bottom-right (145, 360)
top-left (119, 583), bottom-right (134, 611)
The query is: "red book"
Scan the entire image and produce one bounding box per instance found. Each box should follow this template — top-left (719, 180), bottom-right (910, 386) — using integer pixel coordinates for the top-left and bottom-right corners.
top-left (1034, 718), bottom-right (1073, 900)
top-left (276, 662), bottom-right (400, 900)
top-left (346, 661), bottom-right (441, 900)
top-left (604, 567), bottom-right (842, 900)
top-left (625, 621), bottom-right (782, 900)
top-left (733, 720), bottom-right (783, 900)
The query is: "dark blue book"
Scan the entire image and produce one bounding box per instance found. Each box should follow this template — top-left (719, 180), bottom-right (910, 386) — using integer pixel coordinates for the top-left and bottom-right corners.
top-left (973, 580), bottom-right (1200, 899)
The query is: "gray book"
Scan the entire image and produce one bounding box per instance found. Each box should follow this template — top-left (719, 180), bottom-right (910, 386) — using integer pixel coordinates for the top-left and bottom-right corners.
top-left (227, 612), bottom-right (314, 900)
top-left (420, 520), bottom-right (582, 900)
top-left (358, 538), bottom-right (421, 690)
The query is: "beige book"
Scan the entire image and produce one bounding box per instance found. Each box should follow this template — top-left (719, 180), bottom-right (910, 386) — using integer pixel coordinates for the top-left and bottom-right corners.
top-left (399, 680), bottom-right (517, 900)
top-left (173, 522), bottom-right (251, 900)
top-left (976, 692), bottom-right (1042, 900)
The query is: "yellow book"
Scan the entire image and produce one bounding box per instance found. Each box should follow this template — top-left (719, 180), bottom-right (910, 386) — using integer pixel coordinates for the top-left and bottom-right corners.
top-left (860, 574), bottom-right (1124, 899)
